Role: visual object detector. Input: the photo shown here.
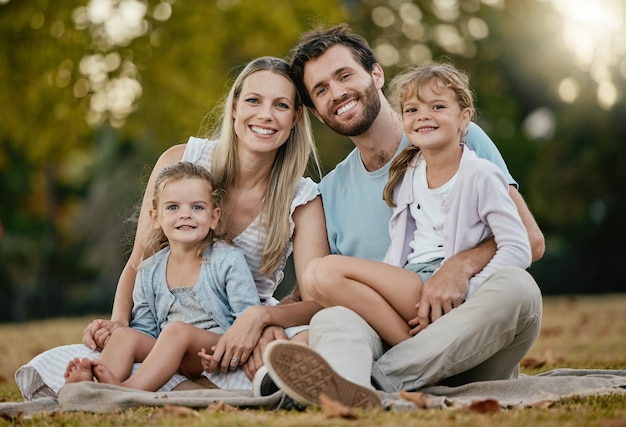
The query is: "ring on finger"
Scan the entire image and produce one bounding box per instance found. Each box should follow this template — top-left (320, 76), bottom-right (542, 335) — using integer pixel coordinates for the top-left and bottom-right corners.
top-left (230, 356), bottom-right (240, 364)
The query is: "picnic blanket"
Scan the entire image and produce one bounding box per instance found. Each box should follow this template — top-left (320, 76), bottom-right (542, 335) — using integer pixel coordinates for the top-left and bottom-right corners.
top-left (1, 368), bottom-right (624, 416)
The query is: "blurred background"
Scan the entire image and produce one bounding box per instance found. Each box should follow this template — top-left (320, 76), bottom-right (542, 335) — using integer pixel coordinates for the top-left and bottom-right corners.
top-left (1, 0), bottom-right (624, 322)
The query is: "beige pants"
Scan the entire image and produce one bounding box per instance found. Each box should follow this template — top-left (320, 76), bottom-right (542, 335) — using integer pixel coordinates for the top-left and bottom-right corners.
top-left (308, 267), bottom-right (542, 392)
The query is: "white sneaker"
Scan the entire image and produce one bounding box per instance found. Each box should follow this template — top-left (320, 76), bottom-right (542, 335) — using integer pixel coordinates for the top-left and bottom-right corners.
top-left (252, 365), bottom-right (280, 397)
top-left (263, 341), bottom-right (381, 409)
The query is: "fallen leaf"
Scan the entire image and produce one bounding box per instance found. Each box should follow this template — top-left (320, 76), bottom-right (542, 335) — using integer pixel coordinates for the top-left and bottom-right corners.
top-left (601, 419), bottom-right (626, 427)
top-left (520, 357), bottom-right (546, 369)
top-left (542, 348), bottom-right (565, 365)
top-left (541, 326), bottom-right (563, 337)
top-left (468, 398), bottom-right (500, 414)
top-left (0, 413), bottom-right (17, 420)
top-left (207, 400), bottom-right (238, 412)
top-left (399, 390), bottom-right (431, 408)
top-left (530, 399), bottom-right (556, 408)
top-left (161, 405), bottom-right (199, 417)
top-left (320, 392), bottom-right (357, 419)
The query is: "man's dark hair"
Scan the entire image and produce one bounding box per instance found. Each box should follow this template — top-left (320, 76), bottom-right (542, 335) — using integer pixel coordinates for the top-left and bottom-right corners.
top-left (289, 23), bottom-right (378, 108)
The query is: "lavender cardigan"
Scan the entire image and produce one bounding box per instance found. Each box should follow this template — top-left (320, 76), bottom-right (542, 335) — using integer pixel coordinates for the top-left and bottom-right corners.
top-left (383, 145), bottom-right (531, 298)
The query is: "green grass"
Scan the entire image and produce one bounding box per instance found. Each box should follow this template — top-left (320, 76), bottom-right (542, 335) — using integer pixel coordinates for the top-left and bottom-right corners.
top-left (1, 294), bottom-right (625, 426)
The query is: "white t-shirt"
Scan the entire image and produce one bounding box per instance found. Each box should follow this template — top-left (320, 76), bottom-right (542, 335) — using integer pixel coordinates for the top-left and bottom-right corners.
top-left (407, 154), bottom-right (458, 264)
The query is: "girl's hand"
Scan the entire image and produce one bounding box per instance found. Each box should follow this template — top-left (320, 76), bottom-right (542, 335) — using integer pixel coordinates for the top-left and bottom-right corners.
top-left (197, 348), bottom-right (212, 372)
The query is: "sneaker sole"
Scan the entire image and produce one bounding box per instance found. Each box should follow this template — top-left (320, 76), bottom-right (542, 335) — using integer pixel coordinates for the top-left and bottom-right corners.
top-left (263, 341), bottom-right (381, 409)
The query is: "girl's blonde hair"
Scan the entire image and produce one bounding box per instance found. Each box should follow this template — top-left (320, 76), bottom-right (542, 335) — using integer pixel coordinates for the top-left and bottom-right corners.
top-left (146, 161), bottom-right (226, 258)
top-left (203, 57), bottom-right (322, 275)
top-left (383, 62), bottom-right (475, 207)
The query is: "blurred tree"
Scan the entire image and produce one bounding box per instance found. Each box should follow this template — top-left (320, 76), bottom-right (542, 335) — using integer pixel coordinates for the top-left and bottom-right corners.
top-left (0, 0), bottom-right (96, 320)
top-left (1, 0), bottom-right (624, 321)
top-left (348, 0), bottom-right (626, 294)
top-left (0, 0), bottom-right (347, 321)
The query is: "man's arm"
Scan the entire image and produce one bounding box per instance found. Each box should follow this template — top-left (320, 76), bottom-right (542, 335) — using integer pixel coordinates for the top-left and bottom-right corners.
top-left (410, 185), bottom-right (544, 333)
top-left (410, 238), bottom-right (495, 333)
top-left (509, 186), bottom-right (545, 261)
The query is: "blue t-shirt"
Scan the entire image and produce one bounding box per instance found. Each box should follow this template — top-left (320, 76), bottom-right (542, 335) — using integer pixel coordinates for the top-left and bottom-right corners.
top-left (318, 122), bottom-right (516, 261)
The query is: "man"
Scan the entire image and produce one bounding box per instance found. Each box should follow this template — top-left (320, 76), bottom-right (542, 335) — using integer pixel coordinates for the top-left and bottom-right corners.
top-left (262, 23), bottom-right (545, 409)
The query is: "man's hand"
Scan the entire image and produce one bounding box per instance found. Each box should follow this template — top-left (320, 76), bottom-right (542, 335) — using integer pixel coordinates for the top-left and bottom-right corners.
top-left (408, 260), bottom-right (468, 334)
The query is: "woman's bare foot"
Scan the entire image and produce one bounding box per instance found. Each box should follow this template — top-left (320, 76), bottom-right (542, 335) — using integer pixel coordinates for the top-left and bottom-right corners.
top-left (64, 357), bottom-right (95, 383)
top-left (92, 360), bottom-right (123, 386)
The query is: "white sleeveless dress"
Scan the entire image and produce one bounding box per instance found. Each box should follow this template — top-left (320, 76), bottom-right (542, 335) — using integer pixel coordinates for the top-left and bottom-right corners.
top-left (14, 137), bottom-right (319, 399)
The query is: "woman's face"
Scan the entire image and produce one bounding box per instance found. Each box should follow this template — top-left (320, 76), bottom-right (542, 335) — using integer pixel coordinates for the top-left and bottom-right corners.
top-left (232, 70), bottom-right (301, 155)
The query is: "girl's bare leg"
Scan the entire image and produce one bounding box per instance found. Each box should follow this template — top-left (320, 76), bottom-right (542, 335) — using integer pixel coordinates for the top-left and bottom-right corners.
top-left (115, 321), bottom-right (221, 391)
top-left (99, 327), bottom-right (156, 382)
top-left (305, 255), bottom-right (423, 345)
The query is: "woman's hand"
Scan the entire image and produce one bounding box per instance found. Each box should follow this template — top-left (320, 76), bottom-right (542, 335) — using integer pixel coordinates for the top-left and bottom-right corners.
top-left (82, 319), bottom-right (125, 351)
top-left (205, 306), bottom-right (270, 374)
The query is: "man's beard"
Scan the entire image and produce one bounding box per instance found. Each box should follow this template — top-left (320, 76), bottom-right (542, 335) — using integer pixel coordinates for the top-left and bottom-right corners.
top-left (323, 81), bottom-right (381, 137)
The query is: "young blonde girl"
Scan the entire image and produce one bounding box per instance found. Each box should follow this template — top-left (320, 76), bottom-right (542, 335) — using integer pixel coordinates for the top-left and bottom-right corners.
top-left (302, 62), bottom-right (531, 346)
top-left (64, 161), bottom-right (260, 391)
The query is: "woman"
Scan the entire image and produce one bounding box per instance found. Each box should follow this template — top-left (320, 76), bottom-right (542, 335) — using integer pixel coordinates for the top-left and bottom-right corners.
top-left (16, 57), bottom-right (328, 398)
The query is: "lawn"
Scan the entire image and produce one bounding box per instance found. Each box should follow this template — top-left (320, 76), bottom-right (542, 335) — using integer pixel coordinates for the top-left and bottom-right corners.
top-left (1, 294), bottom-right (625, 426)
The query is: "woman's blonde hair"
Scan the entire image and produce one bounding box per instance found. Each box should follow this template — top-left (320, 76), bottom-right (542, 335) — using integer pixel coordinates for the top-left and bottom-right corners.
top-left (146, 161), bottom-right (226, 258)
top-left (383, 62), bottom-right (475, 207)
top-left (203, 57), bottom-right (321, 275)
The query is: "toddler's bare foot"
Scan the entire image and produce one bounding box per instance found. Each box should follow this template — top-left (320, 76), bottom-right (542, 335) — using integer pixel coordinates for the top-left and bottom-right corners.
top-left (92, 360), bottom-right (123, 386)
top-left (64, 357), bottom-right (95, 383)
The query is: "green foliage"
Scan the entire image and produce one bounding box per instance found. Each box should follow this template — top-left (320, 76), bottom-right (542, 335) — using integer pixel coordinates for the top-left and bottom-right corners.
top-left (345, 0), bottom-right (626, 295)
top-left (0, 0), bottom-right (348, 321)
top-left (0, 0), bottom-right (625, 320)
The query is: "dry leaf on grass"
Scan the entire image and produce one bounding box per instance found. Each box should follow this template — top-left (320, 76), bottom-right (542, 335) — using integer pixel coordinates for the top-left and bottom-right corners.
top-left (207, 400), bottom-right (238, 413)
top-left (530, 399), bottom-right (557, 409)
top-left (319, 392), bottom-right (357, 419)
top-left (542, 348), bottom-right (566, 365)
top-left (399, 390), bottom-right (431, 408)
top-left (541, 326), bottom-right (563, 337)
top-left (0, 413), bottom-right (17, 420)
top-left (601, 419), bottom-right (626, 427)
top-left (468, 398), bottom-right (500, 414)
top-left (160, 404), bottom-right (199, 417)
top-left (523, 348), bottom-right (566, 368)
top-left (520, 357), bottom-right (546, 369)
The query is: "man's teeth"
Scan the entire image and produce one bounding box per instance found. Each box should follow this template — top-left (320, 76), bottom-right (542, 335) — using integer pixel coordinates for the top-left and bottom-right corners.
top-left (251, 126), bottom-right (276, 135)
top-left (336, 100), bottom-right (357, 115)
